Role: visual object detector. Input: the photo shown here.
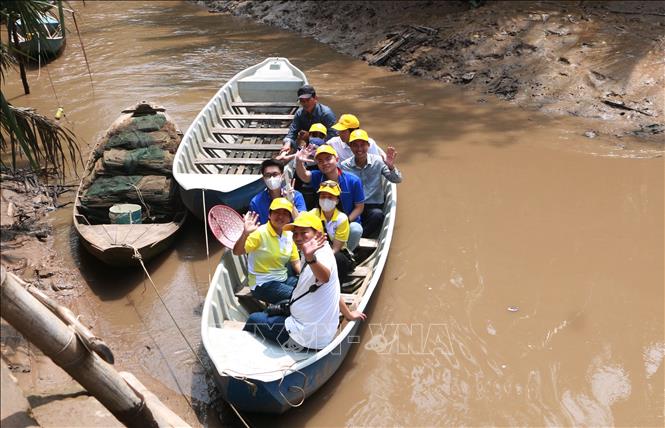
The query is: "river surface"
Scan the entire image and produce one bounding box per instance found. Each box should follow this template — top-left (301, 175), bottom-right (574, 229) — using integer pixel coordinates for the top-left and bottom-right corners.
top-left (2, 1), bottom-right (663, 426)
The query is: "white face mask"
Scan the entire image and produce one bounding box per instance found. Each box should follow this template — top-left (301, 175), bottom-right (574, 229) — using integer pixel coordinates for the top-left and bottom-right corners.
top-left (319, 198), bottom-right (337, 212)
top-left (265, 176), bottom-right (282, 190)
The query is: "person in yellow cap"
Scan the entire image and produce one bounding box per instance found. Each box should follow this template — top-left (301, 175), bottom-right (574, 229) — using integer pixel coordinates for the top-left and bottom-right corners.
top-left (310, 180), bottom-right (356, 284)
top-left (341, 129), bottom-right (402, 238)
top-left (232, 198), bottom-right (301, 304)
top-left (295, 144), bottom-right (365, 250)
top-left (243, 211), bottom-right (366, 350)
top-left (327, 113), bottom-right (386, 162)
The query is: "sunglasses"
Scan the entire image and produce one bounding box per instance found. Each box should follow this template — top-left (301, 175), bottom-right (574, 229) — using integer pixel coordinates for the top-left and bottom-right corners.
top-left (320, 181), bottom-right (340, 190)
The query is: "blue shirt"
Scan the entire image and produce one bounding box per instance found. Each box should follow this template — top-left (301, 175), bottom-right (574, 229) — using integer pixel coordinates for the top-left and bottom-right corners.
top-left (284, 103), bottom-right (337, 149)
top-left (341, 154), bottom-right (402, 204)
top-left (249, 188), bottom-right (307, 225)
top-left (310, 169), bottom-right (365, 222)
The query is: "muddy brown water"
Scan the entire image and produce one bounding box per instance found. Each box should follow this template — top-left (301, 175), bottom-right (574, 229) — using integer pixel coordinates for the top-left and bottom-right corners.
top-left (2, 1), bottom-right (663, 426)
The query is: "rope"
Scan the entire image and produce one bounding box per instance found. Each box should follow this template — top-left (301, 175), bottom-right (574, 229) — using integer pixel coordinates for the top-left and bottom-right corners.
top-left (130, 184), bottom-right (151, 219)
top-left (277, 368), bottom-right (307, 408)
top-left (202, 189), bottom-right (211, 284)
top-left (132, 247), bottom-right (206, 369)
top-left (131, 246), bottom-right (252, 427)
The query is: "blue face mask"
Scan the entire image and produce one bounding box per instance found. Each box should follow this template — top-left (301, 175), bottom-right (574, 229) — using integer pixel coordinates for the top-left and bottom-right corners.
top-left (309, 137), bottom-right (325, 147)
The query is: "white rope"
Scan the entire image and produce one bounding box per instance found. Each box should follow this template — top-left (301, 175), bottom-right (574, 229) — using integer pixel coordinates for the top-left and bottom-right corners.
top-left (132, 242), bottom-right (251, 426)
top-left (202, 189), bottom-right (212, 284)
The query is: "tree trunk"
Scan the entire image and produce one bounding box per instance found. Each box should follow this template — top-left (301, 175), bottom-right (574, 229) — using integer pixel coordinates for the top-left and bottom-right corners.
top-left (8, 21), bottom-right (30, 95)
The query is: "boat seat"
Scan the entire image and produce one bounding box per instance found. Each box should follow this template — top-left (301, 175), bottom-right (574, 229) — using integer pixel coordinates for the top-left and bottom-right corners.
top-left (194, 158), bottom-right (267, 166)
top-left (340, 293), bottom-right (358, 305)
top-left (220, 114), bottom-right (294, 121)
top-left (201, 141), bottom-right (283, 151)
top-left (348, 266), bottom-right (370, 278)
top-left (234, 287), bottom-right (253, 298)
top-left (358, 238), bottom-right (378, 249)
top-left (222, 320), bottom-right (246, 330)
top-left (212, 127), bottom-right (288, 136)
top-left (231, 102), bottom-right (299, 108)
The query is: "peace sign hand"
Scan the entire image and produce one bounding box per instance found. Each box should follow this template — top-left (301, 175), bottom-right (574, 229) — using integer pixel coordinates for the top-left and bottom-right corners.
top-left (281, 178), bottom-right (297, 204)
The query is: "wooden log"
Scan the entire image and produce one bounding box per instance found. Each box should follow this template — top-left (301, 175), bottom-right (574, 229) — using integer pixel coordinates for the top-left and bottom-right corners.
top-left (0, 266), bottom-right (158, 428)
top-left (120, 373), bottom-right (191, 428)
top-left (212, 127), bottom-right (288, 136)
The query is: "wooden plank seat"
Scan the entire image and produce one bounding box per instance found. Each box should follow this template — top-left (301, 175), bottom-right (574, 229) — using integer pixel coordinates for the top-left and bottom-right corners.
top-left (231, 102), bottom-right (299, 108)
top-left (358, 238), bottom-right (378, 249)
top-left (202, 142), bottom-right (283, 151)
top-left (220, 114), bottom-right (294, 121)
top-left (194, 158), bottom-right (267, 166)
top-left (348, 266), bottom-right (370, 278)
top-left (212, 127), bottom-right (288, 136)
top-left (340, 293), bottom-right (358, 305)
top-left (234, 287), bottom-right (252, 298)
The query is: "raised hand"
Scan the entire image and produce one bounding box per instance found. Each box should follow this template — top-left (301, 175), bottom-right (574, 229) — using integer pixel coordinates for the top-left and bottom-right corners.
top-left (385, 146), bottom-right (397, 169)
top-left (242, 211), bottom-right (259, 234)
top-left (295, 145), bottom-right (316, 164)
top-left (301, 231), bottom-right (327, 259)
top-left (281, 178), bottom-right (297, 204)
top-left (346, 310), bottom-right (367, 321)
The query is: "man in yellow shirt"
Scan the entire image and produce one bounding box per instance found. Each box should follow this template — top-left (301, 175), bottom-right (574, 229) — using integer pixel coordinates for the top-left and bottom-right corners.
top-left (233, 198), bottom-right (301, 303)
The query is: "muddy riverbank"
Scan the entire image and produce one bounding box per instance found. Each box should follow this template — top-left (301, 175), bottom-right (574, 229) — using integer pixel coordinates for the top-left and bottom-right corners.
top-left (1, 0), bottom-right (663, 426)
top-left (200, 0), bottom-right (665, 142)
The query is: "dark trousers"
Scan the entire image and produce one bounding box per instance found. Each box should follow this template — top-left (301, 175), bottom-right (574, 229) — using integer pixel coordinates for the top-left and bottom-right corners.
top-left (361, 204), bottom-right (384, 238)
top-left (243, 312), bottom-right (291, 346)
top-left (335, 250), bottom-right (355, 285)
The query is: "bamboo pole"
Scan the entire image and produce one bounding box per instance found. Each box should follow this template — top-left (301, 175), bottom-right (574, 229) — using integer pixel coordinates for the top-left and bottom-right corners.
top-left (0, 266), bottom-right (157, 428)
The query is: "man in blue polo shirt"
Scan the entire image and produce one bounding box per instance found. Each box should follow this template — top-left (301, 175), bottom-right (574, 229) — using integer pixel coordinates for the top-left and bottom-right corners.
top-left (295, 145), bottom-right (365, 251)
top-left (276, 85), bottom-right (337, 160)
top-left (249, 159), bottom-right (307, 224)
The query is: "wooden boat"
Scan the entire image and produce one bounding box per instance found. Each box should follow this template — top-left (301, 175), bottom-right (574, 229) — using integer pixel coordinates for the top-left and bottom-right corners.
top-left (16, 12), bottom-right (65, 60)
top-left (201, 181), bottom-right (397, 413)
top-left (173, 57), bottom-right (306, 219)
top-left (73, 102), bottom-right (187, 267)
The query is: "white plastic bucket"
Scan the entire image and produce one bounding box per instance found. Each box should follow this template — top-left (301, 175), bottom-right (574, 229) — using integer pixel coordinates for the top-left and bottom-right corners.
top-left (109, 203), bottom-right (142, 224)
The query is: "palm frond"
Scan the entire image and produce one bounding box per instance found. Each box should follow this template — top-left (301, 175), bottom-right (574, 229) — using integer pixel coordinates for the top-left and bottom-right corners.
top-left (0, 92), bottom-right (82, 180)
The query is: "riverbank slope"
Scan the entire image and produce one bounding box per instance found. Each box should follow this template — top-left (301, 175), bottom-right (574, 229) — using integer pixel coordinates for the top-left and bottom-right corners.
top-left (199, 0), bottom-right (664, 142)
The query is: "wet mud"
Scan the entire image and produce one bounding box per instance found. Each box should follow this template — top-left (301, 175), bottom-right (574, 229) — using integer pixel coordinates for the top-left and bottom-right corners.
top-left (1, 1), bottom-right (663, 426)
top-left (201, 0), bottom-right (665, 143)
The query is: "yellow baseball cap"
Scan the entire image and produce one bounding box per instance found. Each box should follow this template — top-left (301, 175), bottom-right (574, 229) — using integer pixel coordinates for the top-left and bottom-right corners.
top-left (317, 180), bottom-right (341, 196)
top-left (269, 197), bottom-right (294, 217)
top-left (331, 114), bottom-right (360, 131)
top-left (283, 211), bottom-right (324, 232)
top-left (308, 123), bottom-right (327, 136)
top-left (349, 129), bottom-right (369, 142)
top-left (315, 144), bottom-right (338, 158)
